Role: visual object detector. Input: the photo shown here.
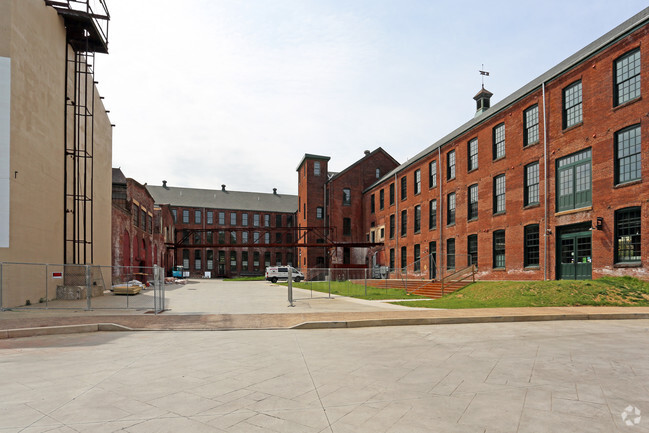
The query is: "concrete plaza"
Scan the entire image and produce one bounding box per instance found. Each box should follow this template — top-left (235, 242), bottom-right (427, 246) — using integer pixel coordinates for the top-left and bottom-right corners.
top-left (2, 319), bottom-right (649, 432)
top-left (10, 279), bottom-right (424, 314)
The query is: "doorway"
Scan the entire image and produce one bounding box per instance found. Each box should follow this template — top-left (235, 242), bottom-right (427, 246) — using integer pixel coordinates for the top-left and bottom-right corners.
top-left (429, 241), bottom-right (437, 280)
top-left (557, 224), bottom-right (592, 280)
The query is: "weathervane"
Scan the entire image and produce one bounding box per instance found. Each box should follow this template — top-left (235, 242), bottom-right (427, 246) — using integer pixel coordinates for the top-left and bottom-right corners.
top-left (479, 64), bottom-right (490, 87)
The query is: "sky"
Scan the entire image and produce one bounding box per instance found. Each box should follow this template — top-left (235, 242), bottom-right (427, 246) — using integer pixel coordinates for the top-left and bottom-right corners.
top-left (98, 0), bottom-right (648, 196)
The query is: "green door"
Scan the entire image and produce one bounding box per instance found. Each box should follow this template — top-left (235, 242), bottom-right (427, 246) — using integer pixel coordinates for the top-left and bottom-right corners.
top-left (558, 231), bottom-right (592, 280)
top-left (429, 241), bottom-right (437, 280)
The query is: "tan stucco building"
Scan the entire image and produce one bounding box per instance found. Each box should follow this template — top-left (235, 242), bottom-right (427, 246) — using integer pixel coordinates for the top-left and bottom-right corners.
top-left (0, 0), bottom-right (113, 307)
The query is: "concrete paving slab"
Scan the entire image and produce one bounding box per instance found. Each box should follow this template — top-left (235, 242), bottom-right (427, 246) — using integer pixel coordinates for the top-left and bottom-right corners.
top-left (2, 320), bottom-right (648, 432)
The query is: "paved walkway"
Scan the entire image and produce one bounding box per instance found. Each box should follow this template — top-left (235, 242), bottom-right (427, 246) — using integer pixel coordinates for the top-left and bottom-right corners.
top-left (1, 279), bottom-right (649, 333)
top-left (1, 320), bottom-right (648, 432)
top-left (6, 279), bottom-right (426, 314)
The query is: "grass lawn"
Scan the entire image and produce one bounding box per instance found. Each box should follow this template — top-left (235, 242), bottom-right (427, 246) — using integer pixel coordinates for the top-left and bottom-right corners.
top-left (391, 276), bottom-right (649, 309)
top-left (283, 280), bottom-right (428, 301)
top-left (223, 276), bottom-right (265, 281)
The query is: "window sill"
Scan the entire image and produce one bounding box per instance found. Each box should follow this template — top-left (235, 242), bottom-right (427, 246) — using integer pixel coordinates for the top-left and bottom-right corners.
top-left (555, 206), bottom-right (592, 217)
top-left (614, 262), bottom-right (642, 268)
top-left (493, 156), bottom-right (506, 163)
top-left (524, 265), bottom-right (540, 270)
top-left (524, 203), bottom-right (540, 210)
top-left (429, 185), bottom-right (437, 191)
top-left (468, 217), bottom-right (478, 222)
top-left (414, 192), bottom-right (421, 197)
top-left (614, 179), bottom-right (642, 189)
top-left (562, 122), bottom-right (583, 133)
top-left (467, 168), bottom-right (478, 174)
top-left (524, 141), bottom-right (539, 149)
top-left (414, 230), bottom-right (421, 235)
top-left (446, 223), bottom-right (456, 228)
top-left (447, 177), bottom-right (456, 183)
top-left (493, 211), bottom-right (506, 217)
top-left (429, 227), bottom-right (437, 231)
top-left (612, 96), bottom-right (641, 112)
top-left (492, 267), bottom-right (506, 271)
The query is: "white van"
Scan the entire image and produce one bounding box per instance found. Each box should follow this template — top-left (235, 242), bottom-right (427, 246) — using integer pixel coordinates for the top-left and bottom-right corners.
top-left (265, 266), bottom-right (304, 283)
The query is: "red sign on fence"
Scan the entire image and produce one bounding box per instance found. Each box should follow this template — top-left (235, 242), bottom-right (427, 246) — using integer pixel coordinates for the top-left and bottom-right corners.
top-left (52, 272), bottom-right (63, 279)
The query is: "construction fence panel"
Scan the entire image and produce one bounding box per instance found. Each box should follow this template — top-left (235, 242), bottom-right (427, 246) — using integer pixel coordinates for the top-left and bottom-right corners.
top-left (153, 265), bottom-right (166, 314)
top-left (0, 262), bottom-right (166, 311)
top-left (297, 267), bottom-right (404, 298)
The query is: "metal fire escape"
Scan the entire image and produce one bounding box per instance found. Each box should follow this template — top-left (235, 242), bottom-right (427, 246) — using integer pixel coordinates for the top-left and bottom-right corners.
top-left (45, 0), bottom-right (110, 264)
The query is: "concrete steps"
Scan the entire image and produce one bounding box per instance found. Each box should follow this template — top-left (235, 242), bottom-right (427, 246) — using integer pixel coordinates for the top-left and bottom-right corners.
top-left (350, 279), bottom-right (473, 299)
top-left (352, 279), bottom-right (431, 291)
top-left (408, 281), bottom-right (471, 299)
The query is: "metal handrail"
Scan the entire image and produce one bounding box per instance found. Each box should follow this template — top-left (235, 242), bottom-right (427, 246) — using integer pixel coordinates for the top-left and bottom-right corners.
top-left (442, 264), bottom-right (476, 284)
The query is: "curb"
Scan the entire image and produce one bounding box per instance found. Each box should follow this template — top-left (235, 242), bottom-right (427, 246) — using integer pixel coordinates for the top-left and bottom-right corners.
top-left (2, 313), bottom-right (649, 337)
top-left (0, 323), bottom-right (133, 339)
top-left (290, 312), bottom-right (649, 329)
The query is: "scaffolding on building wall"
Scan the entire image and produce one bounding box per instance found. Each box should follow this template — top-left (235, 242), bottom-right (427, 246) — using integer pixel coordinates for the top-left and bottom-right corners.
top-left (45, 0), bottom-right (110, 266)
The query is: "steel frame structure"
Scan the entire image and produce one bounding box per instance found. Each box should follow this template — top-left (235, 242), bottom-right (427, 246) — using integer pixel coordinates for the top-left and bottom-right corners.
top-left (46, 0), bottom-right (110, 265)
top-left (167, 226), bottom-right (384, 250)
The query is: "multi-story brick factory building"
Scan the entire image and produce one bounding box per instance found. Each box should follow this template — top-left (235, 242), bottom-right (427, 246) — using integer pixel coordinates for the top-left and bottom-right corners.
top-left (147, 183), bottom-right (298, 278)
top-left (296, 149), bottom-right (399, 271)
top-left (111, 169), bottom-right (173, 283)
top-left (300, 7), bottom-right (649, 281)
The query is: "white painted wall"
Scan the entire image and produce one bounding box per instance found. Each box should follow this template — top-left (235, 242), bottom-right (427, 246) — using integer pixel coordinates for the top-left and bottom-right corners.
top-left (0, 57), bottom-right (9, 248)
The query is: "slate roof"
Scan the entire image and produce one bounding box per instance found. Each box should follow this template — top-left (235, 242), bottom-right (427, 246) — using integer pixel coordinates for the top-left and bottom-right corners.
top-left (146, 185), bottom-right (298, 213)
top-left (112, 168), bottom-right (126, 184)
top-left (366, 6), bottom-right (649, 192)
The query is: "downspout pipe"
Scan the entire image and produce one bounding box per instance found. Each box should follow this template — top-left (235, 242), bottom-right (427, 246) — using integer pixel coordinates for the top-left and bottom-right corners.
top-left (438, 147), bottom-right (444, 291)
top-left (323, 181), bottom-right (327, 267)
top-left (394, 173), bottom-right (398, 278)
top-left (542, 82), bottom-right (549, 281)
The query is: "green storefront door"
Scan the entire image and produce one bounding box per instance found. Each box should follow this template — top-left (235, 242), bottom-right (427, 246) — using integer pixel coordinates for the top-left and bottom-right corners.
top-left (558, 230), bottom-right (592, 280)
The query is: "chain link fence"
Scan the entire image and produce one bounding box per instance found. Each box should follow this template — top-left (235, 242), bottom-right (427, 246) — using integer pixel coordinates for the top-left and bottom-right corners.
top-left (291, 267), bottom-right (425, 299)
top-left (0, 262), bottom-right (165, 313)
top-left (291, 253), bottom-right (475, 298)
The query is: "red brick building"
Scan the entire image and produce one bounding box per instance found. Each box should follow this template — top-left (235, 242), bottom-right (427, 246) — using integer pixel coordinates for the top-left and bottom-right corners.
top-left (296, 149), bottom-right (399, 270)
top-left (301, 8), bottom-right (649, 281)
top-left (111, 169), bottom-right (171, 283)
top-left (147, 183), bottom-right (298, 278)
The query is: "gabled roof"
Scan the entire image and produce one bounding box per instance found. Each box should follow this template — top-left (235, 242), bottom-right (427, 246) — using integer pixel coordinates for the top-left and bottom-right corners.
top-left (367, 6), bottom-right (649, 191)
top-left (328, 147), bottom-right (399, 183)
top-left (146, 184), bottom-right (298, 213)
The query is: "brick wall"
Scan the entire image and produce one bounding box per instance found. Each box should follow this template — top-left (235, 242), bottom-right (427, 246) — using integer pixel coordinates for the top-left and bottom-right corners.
top-left (362, 23), bottom-right (649, 281)
top-left (171, 206), bottom-right (297, 278)
top-left (111, 178), bottom-right (162, 282)
top-left (298, 149), bottom-right (399, 269)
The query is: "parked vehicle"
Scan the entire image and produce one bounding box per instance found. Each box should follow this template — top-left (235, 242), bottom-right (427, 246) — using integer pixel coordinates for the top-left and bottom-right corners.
top-left (265, 266), bottom-right (304, 283)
